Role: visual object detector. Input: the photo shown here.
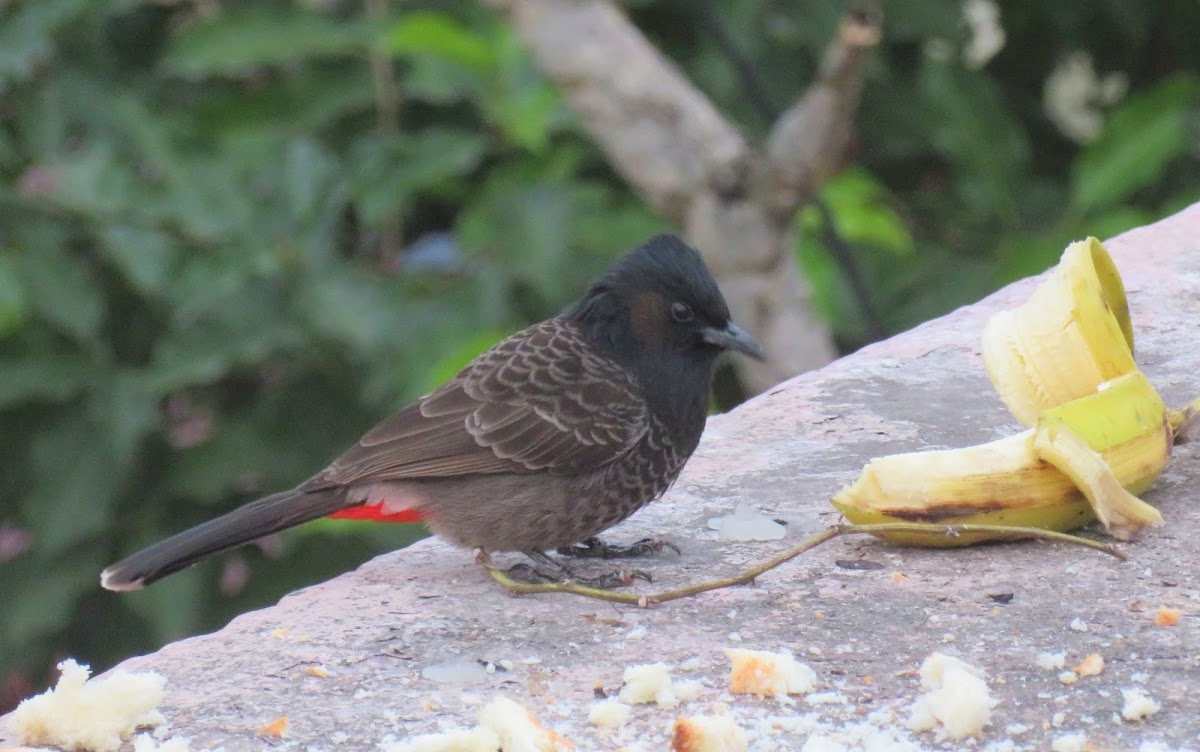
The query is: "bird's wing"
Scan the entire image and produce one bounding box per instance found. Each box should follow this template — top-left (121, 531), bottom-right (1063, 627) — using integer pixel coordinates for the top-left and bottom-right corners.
top-left (314, 319), bottom-right (650, 486)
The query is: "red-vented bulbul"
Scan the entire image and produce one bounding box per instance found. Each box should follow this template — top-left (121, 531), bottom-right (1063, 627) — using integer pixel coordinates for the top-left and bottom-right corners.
top-left (101, 234), bottom-right (763, 591)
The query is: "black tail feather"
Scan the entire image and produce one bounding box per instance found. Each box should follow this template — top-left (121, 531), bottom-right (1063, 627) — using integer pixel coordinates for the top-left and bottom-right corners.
top-left (101, 488), bottom-right (347, 591)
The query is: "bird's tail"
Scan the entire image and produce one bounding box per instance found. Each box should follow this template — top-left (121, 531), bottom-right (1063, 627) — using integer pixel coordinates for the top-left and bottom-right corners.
top-left (100, 488), bottom-right (348, 591)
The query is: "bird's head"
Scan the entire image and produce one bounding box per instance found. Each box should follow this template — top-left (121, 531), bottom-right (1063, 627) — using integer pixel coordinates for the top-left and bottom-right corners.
top-left (569, 234), bottom-right (764, 365)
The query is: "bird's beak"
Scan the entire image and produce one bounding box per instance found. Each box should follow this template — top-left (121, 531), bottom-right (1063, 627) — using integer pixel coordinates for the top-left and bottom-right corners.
top-left (702, 321), bottom-right (765, 360)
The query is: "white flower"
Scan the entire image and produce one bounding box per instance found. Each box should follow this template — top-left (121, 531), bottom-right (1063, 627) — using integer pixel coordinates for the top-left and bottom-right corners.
top-left (963, 0), bottom-right (1005, 68)
top-left (1043, 52), bottom-right (1129, 143)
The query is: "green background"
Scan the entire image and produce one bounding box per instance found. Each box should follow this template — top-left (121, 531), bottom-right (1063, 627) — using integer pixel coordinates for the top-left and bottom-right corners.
top-left (1, 0), bottom-right (1197, 709)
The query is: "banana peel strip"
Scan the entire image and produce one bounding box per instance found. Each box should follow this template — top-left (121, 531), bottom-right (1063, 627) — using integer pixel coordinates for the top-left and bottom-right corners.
top-left (1033, 420), bottom-right (1161, 540)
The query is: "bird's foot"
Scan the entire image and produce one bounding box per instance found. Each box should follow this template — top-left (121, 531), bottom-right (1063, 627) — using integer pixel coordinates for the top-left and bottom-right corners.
top-left (504, 562), bottom-right (650, 589)
top-left (556, 536), bottom-right (681, 559)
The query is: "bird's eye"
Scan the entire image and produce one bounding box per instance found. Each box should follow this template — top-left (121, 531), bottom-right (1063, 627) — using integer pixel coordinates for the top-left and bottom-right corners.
top-left (670, 301), bottom-right (694, 323)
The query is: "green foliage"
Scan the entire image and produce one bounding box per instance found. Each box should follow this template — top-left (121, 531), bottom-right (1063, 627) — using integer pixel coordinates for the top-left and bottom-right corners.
top-left (1071, 74), bottom-right (1200, 213)
top-left (2, 0), bottom-right (1198, 711)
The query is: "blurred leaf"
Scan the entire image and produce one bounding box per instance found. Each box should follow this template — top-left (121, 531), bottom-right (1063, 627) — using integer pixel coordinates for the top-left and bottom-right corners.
top-left (402, 55), bottom-right (482, 104)
top-left (16, 244), bottom-right (105, 343)
top-left (796, 207), bottom-right (862, 340)
top-left (422, 328), bottom-right (507, 391)
top-left (1160, 187), bottom-right (1200, 217)
top-left (384, 12), bottom-right (494, 71)
top-left (88, 368), bottom-right (160, 464)
top-left (23, 416), bottom-right (118, 555)
top-left (350, 129), bottom-right (486, 223)
top-left (295, 267), bottom-right (413, 353)
top-left (164, 10), bottom-right (370, 77)
top-left (1087, 207), bottom-right (1155, 241)
top-left (0, 546), bottom-right (106, 649)
top-left (0, 0), bottom-right (89, 90)
top-left (0, 356), bottom-right (83, 409)
top-left (994, 231), bottom-right (1077, 284)
top-left (883, 0), bottom-right (966, 43)
top-left (99, 224), bottom-right (179, 297)
top-left (153, 284), bottom-right (304, 392)
top-left (458, 177), bottom-right (573, 297)
top-left (481, 33), bottom-right (563, 150)
top-left (919, 58), bottom-right (1031, 218)
top-left (0, 253), bottom-right (27, 336)
top-left (192, 67), bottom-right (375, 142)
top-left (487, 81), bottom-right (560, 151)
top-left (283, 137), bottom-right (343, 221)
top-left (123, 566), bottom-right (207, 644)
top-left (820, 169), bottom-right (914, 255)
top-left (43, 144), bottom-right (135, 218)
top-left (1071, 75), bottom-right (1200, 212)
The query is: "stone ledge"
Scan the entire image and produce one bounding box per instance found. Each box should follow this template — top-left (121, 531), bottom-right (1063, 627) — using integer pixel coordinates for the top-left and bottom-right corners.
top-left (4, 205), bottom-right (1199, 751)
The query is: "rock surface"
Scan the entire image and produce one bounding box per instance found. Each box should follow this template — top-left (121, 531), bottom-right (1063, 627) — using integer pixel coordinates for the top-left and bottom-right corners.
top-left (4, 206), bottom-right (1199, 751)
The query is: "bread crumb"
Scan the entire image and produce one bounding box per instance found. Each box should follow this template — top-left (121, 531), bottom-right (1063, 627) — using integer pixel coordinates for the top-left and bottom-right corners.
top-left (724, 648), bottom-right (816, 705)
top-left (891, 572), bottom-right (906, 583)
top-left (1052, 731), bottom-right (1088, 752)
top-left (587, 699), bottom-right (631, 729)
top-left (618, 663), bottom-right (699, 708)
top-left (1058, 671), bottom-right (1078, 685)
top-left (132, 734), bottom-right (210, 752)
top-left (258, 717), bottom-right (288, 738)
top-left (8, 659), bottom-right (165, 752)
top-left (906, 652), bottom-right (994, 740)
top-left (303, 666), bottom-right (330, 678)
top-left (670, 715), bottom-right (747, 752)
top-left (805, 692), bottom-right (848, 706)
top-left (1154, 607), bottom-right (1180, 627)
top-left (479, 696), bottom-right (572, 751)
top-left (1069, 618), bottom-right (1088, 632)
top-left (385, 696), bottom-right (571, 752)
top-left (1074, 654), bottom-right (1104, 677)
top-left (381, 727), bottom-right (500, 752)
top-left (1121, 688), bottom-right (1161, 721)
top-left (270, 627), bottom-right (289, 640)
top-left (1037, 652), bottom-right (1066, 670)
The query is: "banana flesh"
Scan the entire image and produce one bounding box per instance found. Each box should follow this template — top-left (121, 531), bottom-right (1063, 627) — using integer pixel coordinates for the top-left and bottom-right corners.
top-left (981, 238), bottom-right (1135, 426)
top-left (831, 237), bottom-right (1183, 546)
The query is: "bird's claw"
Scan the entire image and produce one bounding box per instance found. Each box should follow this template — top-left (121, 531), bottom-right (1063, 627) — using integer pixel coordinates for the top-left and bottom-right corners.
top-left (557, 536), bottom-right (680, 559)
top-left (503, 563), bottom-right (564, 585)
top-left (583, 568), bottom-right (652, 589)
top-left (502, 562), bottom-right (650, 590)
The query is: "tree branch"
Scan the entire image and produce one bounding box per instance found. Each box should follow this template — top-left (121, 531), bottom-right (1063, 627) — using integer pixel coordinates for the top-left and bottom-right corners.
top-left (483, 0), bottom-right (751, 223)
top-left (762, 9), bottom-right (882, 218)
top-left (365, 0), bottom-right (402, 264)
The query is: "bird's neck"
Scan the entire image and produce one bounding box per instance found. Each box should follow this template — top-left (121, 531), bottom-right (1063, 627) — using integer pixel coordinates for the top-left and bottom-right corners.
top-left (564, 300), bottom-right (713, 452)
top-left (631, 351), bottom-right (715, 454)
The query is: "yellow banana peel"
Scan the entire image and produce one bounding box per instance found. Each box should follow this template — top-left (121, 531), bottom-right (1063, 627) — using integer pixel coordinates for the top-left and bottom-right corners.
top-left (982, 237), bottom-right (1135, 426)
top-left (831, 237), bottom-right (1189, 547)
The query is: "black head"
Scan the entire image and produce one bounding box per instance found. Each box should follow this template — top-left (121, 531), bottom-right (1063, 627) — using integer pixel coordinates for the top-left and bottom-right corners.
top-left (568, 234), bottom-right (764, 364)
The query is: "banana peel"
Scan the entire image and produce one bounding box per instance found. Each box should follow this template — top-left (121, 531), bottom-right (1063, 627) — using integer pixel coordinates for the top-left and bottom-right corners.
top-left (831, 237), bottom-right (1187, 547)
top-left (832, 371), bottom-right (1168, 545)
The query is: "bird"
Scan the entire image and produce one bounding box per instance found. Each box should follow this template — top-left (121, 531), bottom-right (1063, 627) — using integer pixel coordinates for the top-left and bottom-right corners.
top-left (101, 234), bottom-right (763, 592)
